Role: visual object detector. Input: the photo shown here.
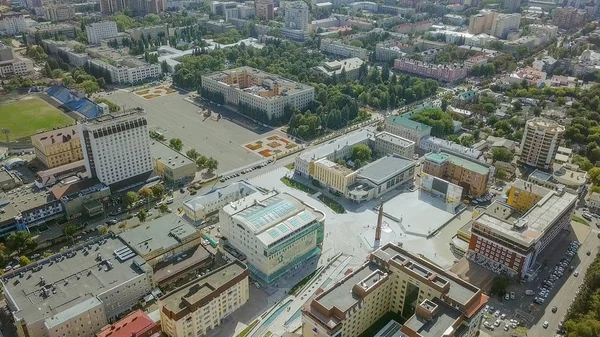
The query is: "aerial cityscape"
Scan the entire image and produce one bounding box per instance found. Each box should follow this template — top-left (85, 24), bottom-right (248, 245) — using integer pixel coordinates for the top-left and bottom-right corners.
top-left (0, 0), bottom-right (598, 336)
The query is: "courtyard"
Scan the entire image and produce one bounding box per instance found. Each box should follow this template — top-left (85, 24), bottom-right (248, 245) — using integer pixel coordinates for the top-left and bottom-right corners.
top-left (134, 85), bottom-right (177, 100)
top-left (105, 90), bottom-right (282, 173)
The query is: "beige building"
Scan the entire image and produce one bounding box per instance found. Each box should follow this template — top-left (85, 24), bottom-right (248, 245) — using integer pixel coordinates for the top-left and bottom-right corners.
top-left (490, 13), bottom-right (521, 38)
top-left (303, 243), bottom-right (488, 337)
top-left (422, 151), bottom-right (491, 197)
top-left (468, 10), bottom-right (497, 34)
top-left (32, 126), bottom-right (83, 169)
top-left (371, 132), bottom-right (415, 158)
top-left (587, 192), bottom-right (600, 213)
top-left (42, 5), bottom-right (76, 22)
top-left (160, 261), bottom-right (249, 337)
top-left (313, 159), bottom-right (357, 195)
top-left (519, 118), bottom-right (564, 170)
top-left (151, 141), bottom-right (197, 183)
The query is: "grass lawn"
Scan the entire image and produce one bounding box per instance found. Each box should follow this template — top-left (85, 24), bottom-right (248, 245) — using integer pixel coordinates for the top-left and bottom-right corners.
top-left (572, 216), bottom-right (590, 226)
top-left (0, 98), bottom-right (73, 140)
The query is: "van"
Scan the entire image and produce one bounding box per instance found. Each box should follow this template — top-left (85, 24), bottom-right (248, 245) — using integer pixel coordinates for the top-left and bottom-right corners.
top-left (166, 198), bottom-right (174, 204)
top-left (525, 290), bottom-right (535, 296)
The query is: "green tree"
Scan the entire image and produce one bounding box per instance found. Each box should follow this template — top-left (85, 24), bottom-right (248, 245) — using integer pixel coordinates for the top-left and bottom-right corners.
top-left (19, 256), bottom-right (31, 266)
top-left (186, 149), bottom-right (200, 160)
top-left (196, 155), bottom-right (208, 169)
top-left (98, 225), bottom-right (108, 235)
top-left (491, 147), bottom-right (515, 163)
top-left (490, 275), bottom-right (510, 296)
top-left (139, 187), bottom-right (153, 200)
top-left (495, 168), bottom-right (507, 181)
top-left (81, 79), bottom-right (99, 96)
top-left (206, 157), bottom-right (219, 173)
top-left (6, 231), bottom-right (37, 254)
top-left (351, 144), bottom-right (372, 168)
top-left (137, 209), bottom-right (147, 222)
top-left (123, 191), bottom-right (139, 208)
top-left (63, 224), bottom-right (77, 237)
top-left (151, 184), bottom-right (165, 199)
top-left (589, 167), bottom-right (600, 186)
top-left (169, 138), bottom-right (184, 151)
top-left (159, 203), bottom-right (169, 213)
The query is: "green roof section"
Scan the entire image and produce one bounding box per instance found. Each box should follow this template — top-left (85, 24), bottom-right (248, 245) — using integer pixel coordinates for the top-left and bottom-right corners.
top-left (425, 152), bottom-right (490, 175)
top-left (386, 105), bottom-right (435, 131)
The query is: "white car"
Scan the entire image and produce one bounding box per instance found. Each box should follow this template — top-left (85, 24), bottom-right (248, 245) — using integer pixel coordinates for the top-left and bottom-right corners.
top-left (543, 321), bottom-right (549, 329)
top-left (574, 270), bottom-right (580, 277)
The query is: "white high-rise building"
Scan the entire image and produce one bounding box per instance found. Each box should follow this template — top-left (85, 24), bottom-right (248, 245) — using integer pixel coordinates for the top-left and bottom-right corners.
top-left (78, 109), bottom-right (153, 186)
top-left (86, 21), bottom-right (118, 44)
top-left (520, 118), bottom-right (565, 170)
top-left (0, 13), bottom-right (27, 35)
top-left (285, 1), bottom-right (309, 31)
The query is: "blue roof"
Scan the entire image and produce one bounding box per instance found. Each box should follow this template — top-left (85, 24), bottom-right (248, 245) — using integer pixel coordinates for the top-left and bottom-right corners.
top-left (47, 85), bottom-right (103, 119)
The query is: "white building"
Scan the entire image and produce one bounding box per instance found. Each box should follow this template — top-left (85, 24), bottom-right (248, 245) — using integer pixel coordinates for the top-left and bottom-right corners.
top-left (314, 57), bottom-right (364, 80)
top-left (420, 136), bottom-right (482, 160)
top-left (201, 66), bottom-right (314, 121)
top-left (0, 57), bottom-right (33, 77)
top-left (0, 13), bottom-right (27, 35)
top-left (385, 113), bottom-right (432, 147)
top-left (285, 1), bottom-right (309, 31)
top-left (320, 38), bottom-right (369, 60)
top-left (86, 21), bottom-right (119, 45)
top-left (78, 109), bottom-right (153, 186)
top-left (528, 24), bottom-right (558, 40)
top-left (1, 237), bottom-right (153, 337)
top-left (88, 57), bottom-right (160, 84)
top-left (520, 118), bottom-right (564, 169)
top-left (183, 181), bottom-right (259, 222)
top-left (219, 191), bottom-right (325, 284)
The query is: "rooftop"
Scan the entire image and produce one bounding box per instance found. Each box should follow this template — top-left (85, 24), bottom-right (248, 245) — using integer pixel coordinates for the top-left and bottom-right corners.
top-left (374, 132), bottom-right (415, 148)
top-left (299, 129), bottom-right (371, 162)
top-left (403, 298), bottom-right (462, 337)
top-left (183, 181), bottom-right (258, 212)
top-left (315, 57), bottom-right (364, 76)
top-left (50, 177), bottom-right (107, 202)
top-left (386, 113), bottom-right (432, 132)
top-left (0, 185), bottom-right (57, 224)
top-left (357, 155), bottom-right (415, 185)
top-left (159, 260), bottom-right (248, 318)
top-left (31, 126), bottom-right (79, 147)
top-left (424, 151), bottom-right (489, 175)
top-left (421, 136), bottom-right (482, 159)
top-left (119, 214), bottom-right (198, 257)
top-left (96, 310), bottom-right (158, 337)
top-left (1, 236), bottom-right (150, 325)
top-left (150, 141), bottom-right (195, 171)
top-left (83, 108), bottom-right (145, 126)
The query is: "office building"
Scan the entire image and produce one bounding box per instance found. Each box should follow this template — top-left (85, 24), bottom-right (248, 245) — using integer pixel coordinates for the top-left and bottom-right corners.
top-left (96, 310), bottom-right (161, 337)
top-left (393, 58), bottom-right (467, 83)
top-left (285, 1), bottom-right (309, 31)
top-left (552, 7), bottom-right (586, 29)
top-left (468, 10), bottom-right (497, 34)
top-left (314, 57), bottom-right (364, 80)
top-left (201, 67), bottom-right (314, 122)
top-left (519, 118), bottom-right (564, 170)
top-left (86, 21), bottom-right (119, 45)
top-left (31, 126), bottom-right (83, 169)
top-left (183, 181), bottom-right (258, 222)
top-left (371, 132), bottom-right (415, 158)
top-left (150, 141), bottom-right (196, 183)
top-left (528, 163), bottom-right (588, 195)
top-left (210, 1), bottom-right (237, 15)
top-left (42, 5), bottom-right (76, 22)
top-left (219, 191), bottom-right (325, 284)
top-left (1, 236), bottom-right (153, 337)
top-left (320, 38), bottom-right (369, 60)
top-left (255, 0), bottom-right (274, 20)
top-left (504, 0), bottom-right (520, 12)
top-left (78, 109), bottom-right (153, 186)
top-left (303, 243), bottom-right (488, 337)
top-left (468, 181), bottom-right (577, 278)
top-left (385, 112), bottom-right (432, 147)
top-left (159, 261), bottom-right (249, 337)
top-left (490, 13), bottom-right (521, 38)
top-left (87, 47), bottom-right (160, 84)
top-left (128, 25), bottom-right (168, 40)
top-left (0, 13), bottom-right (27, 35)
top-left (422, 151), bottom-right (491, 197)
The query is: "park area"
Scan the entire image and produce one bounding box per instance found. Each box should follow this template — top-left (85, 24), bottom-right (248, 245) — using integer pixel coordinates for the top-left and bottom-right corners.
top-left (135, 86), bottom-right (177, 100)
top-left (0, 97), bottom-right (73, 140)
top-left (243, 135), bottom-right (299, 158)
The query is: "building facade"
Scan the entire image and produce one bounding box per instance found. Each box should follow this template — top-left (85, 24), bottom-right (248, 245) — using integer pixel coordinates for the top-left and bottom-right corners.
top-left (490, 13), bottom-right (521, 38)
top-left (302, 243), bottom-right (488, 337)
top-left (519, 118), bottom-right (564, 169)
top-left (0, 13), bottom-right (27, 35)
top-left (285, 1), bottom-right (309, 31)
top-left (96, 310), bottom-right (161, 337)
top-left (87, 58), bottom-right (160, 84)
top-left (87, 21), bottom-right (119, 45)
top-left (385, 113), bottom-right (432, 147)
top-left (159, 261), bottom-right (249, 337)
top-left (320, 38), bottom-right (369, 60)
top-left (78, 109), bottom-right (153, 186)
top-left (219, 192), bottom-right (325, 284)
top-left (371, 132), bottom-right (415, 158)
top-left (552, 7), bottom-right (586, 29)
top-left (393, 58), bottom-right (467, 82)
top-left (42, 5), bottom-right (76, 22)
top-left (254, 0), bottom-right (274, 19)
top-left (422, 151), bottom-right (491, 197)
top-left (31, 126), bottom-right (83, 169)
top-left (313, 57), bottom-right (364, 80)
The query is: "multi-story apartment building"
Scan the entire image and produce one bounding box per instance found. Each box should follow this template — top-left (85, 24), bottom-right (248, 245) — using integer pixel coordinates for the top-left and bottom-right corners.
top-left (86, 21), bottom-right (119, 45)
top-left (42, 5), bottom-right (76, 22)
top-left (160, 261), bottom-right (249, 337)
top-left (468, 183), bottom-right (577, 278)
top-left (303, 243), bottom-right (488, 337)
top-left (393, 58), bottom-right (467, 82)
top-left (385, 112), bottom-right (432, 147)
top-left (201, 67), bottom-right (314, 122)
top-left (552, 7), bottom-right (586, 29)
top-left (519, 118), bottom-right (564, 170)
top-left (504, 0), bottom-right (521, 12)
top-left (371, 131), bottom-right (415, 158)
top-left (320, 38), bottom-right (369, 60)
top-left (219, 191), bottom-right (325, 284)
top-left (31, 126), bottom-right (83, 169)
top-left (375, 41), bottom-right (408, 61)
top-left (27, 23), bottom-right (76, 39)
top-left (2, 236), bottom-right (153, 337)
top-left (78, 109), bottom-right (153, 186)
top-left (422, 150), bottom-right (491, 197)
top-left (468, 10), bottom-right (497, 34)
top-left (0, 13), bottom-right (27, 35)
top-left (254, 0), bottom-right (274, 19)
top-left (490, 13), bottom-right (521, 38)
top-left (528, 24), bottom-right (558, 40)
top-left (210, 1), bottom-right (237, 15)
top-left (285, 1), bottom-right (309, 31)
top-left (100, 0), bottom-right (165, 16)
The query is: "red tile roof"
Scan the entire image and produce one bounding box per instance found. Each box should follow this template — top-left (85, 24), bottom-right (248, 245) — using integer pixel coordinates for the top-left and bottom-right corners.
top-left (96, 310), bottom-right (160, 337)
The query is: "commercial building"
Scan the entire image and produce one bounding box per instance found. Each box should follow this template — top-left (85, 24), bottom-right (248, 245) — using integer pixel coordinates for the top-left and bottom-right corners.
top-left (285, 1), bottom-right (309, 31)
top-left (468, 180), bottom-right (577, 278)
top-left (303, 243), bottom-right (488, 337)
top-left (552, 7), bottom-right (586, 29)
top-left (320, 38), bottom-right (369, 60)
top-left (219, 191), bottom-right (325, 284)
top-left (159, 261), bottom-right (249, 337)
top-left (87, 47), bottom-right (160, 84)
top-left (385, 112), bottom-right (432, 147)
top-left (96, 310), bottom-right (161, 337)
top-left (0, 13), bottom-right (27, 35)
top-left (150, 141), bottom-right (196, 183)
top-left (86, 21), bottom-right (119, 45)
top-left (78, 109), bottom-right (153, 186)
top-left (490, 13), bottom-right (521, 39)
top-left (201, 67), bottom-right (314, 121)
top-left (254, 0), bottom-right (274, 20)
top-left (1, 236), bottom-right (153, 337)
top-left (31, 126), bottom-right (83, 169)
top-left (183, 181), bottom-right (258, 222)
top-left (422, 150), bottom-right (491, 197)
top-left (0, 169), bottom-right (21, 190)
top-left (41, 5), bottom-right (76, 22)
top-left (393, 58), bottom-right (467, 83)
top-left (528, 163), bottom-right (588, 195)
top-left (346, 155), bottom-right (416, 202)
top-left (313, 57), bottom-right (364, 80)
top-left (51, 178), bottom-right (110, 219)
top-left (519, 118), bottom-right (564, 170)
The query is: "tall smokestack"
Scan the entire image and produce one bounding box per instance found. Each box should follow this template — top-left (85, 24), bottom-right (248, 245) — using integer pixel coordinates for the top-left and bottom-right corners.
top-left (375, 202), bottom-right (383, 241)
